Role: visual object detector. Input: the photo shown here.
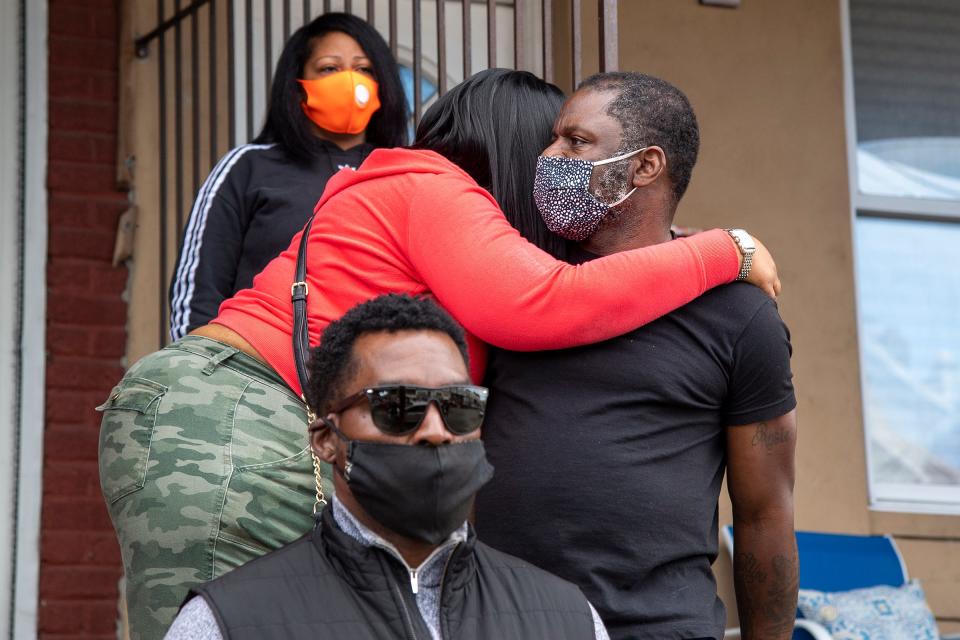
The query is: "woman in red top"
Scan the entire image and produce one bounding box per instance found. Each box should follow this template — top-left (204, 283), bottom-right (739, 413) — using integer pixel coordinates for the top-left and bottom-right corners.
top-left (98, 69), bottom-right (777, 639)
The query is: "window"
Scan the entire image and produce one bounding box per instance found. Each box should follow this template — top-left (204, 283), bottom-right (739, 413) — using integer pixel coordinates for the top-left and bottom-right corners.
top-left (846, 0), bottom-right (960, 512)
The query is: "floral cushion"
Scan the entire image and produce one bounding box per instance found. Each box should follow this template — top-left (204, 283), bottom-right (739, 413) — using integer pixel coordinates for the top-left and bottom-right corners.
top-left (797, 579), bottom-right (939, 640)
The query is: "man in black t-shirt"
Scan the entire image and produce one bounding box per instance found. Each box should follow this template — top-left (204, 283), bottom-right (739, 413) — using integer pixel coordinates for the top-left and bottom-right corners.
top-left (475, 73), bottom-right (799, 640)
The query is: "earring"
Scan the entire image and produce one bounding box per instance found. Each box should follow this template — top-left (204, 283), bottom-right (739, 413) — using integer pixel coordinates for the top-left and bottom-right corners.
top-left (312, 450), bottom-right (327, 514)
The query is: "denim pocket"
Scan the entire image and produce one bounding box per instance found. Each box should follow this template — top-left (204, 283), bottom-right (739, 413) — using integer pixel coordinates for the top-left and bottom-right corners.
top-left (97, 376), bottom-right (167, 503)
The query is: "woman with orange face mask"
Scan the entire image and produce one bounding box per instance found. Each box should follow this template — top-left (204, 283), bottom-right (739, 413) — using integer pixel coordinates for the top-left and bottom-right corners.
top-left (168, 13), bottom-right (407, 342)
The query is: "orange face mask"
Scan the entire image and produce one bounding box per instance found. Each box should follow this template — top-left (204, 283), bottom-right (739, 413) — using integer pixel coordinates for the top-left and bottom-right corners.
top-left (298, 71), bottom-right (381, 135)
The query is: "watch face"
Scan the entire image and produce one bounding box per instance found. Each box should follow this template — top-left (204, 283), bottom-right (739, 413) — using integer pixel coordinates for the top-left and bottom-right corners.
top-left (732, 229), bottom-right (756, 253)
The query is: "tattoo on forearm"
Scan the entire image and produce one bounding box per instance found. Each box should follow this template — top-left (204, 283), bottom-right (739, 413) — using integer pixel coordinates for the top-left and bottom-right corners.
top-left (763, 555), bottom-right (800, 635)
top-left (736, 552), bottom-right (768, 585)
top-left (735, 551), bottom-right (799, 640)
top-left (751, 422), bottom-right (790, 451)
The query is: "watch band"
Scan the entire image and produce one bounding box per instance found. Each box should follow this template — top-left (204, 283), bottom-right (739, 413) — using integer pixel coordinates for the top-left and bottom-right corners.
top-left (724, 228), bottom-right (756, 281)
top-left (738, 251), bottom-right (753, 282)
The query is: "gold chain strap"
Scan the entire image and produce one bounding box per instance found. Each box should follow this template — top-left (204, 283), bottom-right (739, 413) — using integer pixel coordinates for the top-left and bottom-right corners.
top-left (303, 396), bottom-right (326, 514)
top-left (311, 451), bottom-right (327, 514)
top-left (303, 395), bottom-right (317, 426)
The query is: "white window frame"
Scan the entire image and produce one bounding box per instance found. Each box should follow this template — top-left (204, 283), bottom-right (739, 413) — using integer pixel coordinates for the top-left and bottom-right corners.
top-left (0, 0), bottom-right (47, 636)
top-left (841, 0), bottom-right (960, 515)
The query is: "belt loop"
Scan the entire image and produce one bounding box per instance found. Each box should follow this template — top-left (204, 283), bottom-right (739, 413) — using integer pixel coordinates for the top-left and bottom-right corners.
top-left (202, 346), bottom-right (240, 375)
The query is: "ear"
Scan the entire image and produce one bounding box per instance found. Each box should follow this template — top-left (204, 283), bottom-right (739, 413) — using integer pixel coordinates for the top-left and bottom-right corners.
top-left (311, 415), bottom-right (340, 464)
top-left (630, 146), bottom-right (667, 189)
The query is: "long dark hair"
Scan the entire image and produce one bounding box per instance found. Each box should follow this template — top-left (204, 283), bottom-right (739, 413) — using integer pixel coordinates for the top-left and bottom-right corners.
top-left (413, 69), bottom-right (567, 258)
top-left (254, 13), bottom-right (408, 162)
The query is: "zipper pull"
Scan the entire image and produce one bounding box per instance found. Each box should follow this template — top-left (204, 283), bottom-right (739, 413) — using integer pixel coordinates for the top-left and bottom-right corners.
top-left (409, 569), bottom-right (419, 594)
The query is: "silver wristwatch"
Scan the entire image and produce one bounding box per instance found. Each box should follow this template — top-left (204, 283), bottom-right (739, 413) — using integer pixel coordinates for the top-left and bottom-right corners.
top-left (725, 228), bottom-right (756, 281)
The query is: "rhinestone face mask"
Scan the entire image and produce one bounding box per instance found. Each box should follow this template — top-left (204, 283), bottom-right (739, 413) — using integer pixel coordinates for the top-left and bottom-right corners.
top-left (533, 148), bottom-right (646, 241)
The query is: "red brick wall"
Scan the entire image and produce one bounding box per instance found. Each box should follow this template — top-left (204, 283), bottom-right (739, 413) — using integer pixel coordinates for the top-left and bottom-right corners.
top-left (42, 0), bottom-right (127, 637)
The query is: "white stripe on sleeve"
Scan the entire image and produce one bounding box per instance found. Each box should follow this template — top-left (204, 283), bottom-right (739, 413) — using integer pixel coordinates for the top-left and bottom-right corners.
top-left (169, 143), bottom-right (274, 340)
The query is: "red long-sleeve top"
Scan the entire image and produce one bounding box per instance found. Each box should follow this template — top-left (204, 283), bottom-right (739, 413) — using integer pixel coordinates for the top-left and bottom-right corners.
top-left (215, 148), bottom-right (739, 396)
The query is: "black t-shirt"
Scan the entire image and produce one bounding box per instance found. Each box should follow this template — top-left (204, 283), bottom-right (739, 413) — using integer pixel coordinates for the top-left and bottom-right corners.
top-left (475, 274), bottom-right (796, 640)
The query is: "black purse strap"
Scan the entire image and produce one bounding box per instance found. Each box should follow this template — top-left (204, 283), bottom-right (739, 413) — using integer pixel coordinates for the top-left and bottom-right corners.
top-left (292, 215), bottom-right (315, 409)
top-left (292, 145), bottom-right (374, 416)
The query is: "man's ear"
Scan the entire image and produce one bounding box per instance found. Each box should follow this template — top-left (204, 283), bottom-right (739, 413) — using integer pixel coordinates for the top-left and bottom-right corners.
top-left (631, 146), bottom-right (667, 189)
top-left (311, 415), bottom-right (340, 464)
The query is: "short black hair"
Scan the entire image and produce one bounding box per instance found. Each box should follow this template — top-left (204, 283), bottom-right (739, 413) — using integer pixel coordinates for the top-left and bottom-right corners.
top-left (305, 294), bottom-right (470, 414)
top-left (254, 13), bottom-right (408, 163)
top-left (579, 72), bottom-right (699, 203)
top-left (413, 68), bottom-right (568, 259)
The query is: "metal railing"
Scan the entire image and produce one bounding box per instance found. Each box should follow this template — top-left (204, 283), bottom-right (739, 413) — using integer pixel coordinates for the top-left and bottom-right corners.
top-left (130, 0), bottom-right (618, 350)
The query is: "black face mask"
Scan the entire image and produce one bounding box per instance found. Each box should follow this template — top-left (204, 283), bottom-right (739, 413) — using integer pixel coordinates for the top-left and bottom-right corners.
top-left (325, 420), bottom-right (495, 545)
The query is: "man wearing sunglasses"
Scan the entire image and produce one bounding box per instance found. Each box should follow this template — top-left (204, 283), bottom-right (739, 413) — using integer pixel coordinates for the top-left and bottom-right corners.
top-left (165, 294), bottom-right (609, 640)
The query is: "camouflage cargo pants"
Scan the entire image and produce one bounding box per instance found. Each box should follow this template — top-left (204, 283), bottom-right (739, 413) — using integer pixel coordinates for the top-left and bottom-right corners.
top-left (97, 336), bottom-right (334, 639)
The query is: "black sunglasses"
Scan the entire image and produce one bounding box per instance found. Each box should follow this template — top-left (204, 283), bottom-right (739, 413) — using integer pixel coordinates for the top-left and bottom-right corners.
top-left (330, 384), bottom-right (489, 436)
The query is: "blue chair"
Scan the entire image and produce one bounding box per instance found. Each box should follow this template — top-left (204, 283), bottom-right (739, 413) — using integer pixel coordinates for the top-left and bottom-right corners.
top-left (721, 525), bottom-right (956, 640)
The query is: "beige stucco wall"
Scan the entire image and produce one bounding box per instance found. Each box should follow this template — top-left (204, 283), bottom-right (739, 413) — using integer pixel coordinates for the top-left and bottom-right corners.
top-left (603, 0), bottom-right (959, 630)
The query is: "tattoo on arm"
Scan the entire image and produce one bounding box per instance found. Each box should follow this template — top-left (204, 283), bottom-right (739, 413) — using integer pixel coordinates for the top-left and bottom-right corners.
top-left (765, 555), bottom-right (799, 634)
top-left (737, 552), bottom-right (768, 585)
top-left (734, 551), bottom-right (799, 639)
top-left (751, 421), bottom-right (791, 451)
